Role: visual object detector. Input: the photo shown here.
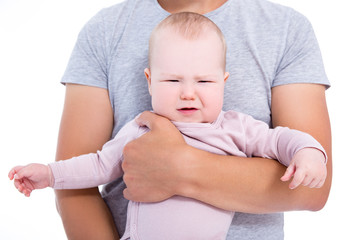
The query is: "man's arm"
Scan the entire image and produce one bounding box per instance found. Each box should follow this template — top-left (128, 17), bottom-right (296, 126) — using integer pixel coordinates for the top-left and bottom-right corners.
top-left (270, 83), bottom-right (332, 210)
top-left (55, 84), bottom-right (119, 239)
top-left (122, 83), bottom-right (331, 213)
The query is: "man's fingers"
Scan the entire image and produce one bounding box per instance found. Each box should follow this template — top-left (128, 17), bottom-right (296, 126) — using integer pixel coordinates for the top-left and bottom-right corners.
top-left (135, 111), bottom-right (173, 131)
top-left (123, 188), bottom-right (136, 202)
top-left (135, 111), bottom-right (159, 129)
top-left (123, 188), bottom-right (129, 200)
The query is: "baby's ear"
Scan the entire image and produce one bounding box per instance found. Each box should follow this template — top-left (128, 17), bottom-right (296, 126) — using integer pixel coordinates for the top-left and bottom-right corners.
top-left (224, 72), bottom-right (229, 83)
top-left (144, 68), bottom-right (152, 95)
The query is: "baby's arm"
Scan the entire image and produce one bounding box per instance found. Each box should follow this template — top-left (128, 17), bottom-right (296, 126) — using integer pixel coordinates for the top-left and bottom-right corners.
top-left (281, 148), bottom-right (327, 189)
top-left (8, 164), bottom-right (53, 197)
top-left (50, 120), bottom-right (142, 189)
top-left (8, 137), bottom-right (124, 195)
top-left (240, 113), bottom-right (327, 190)
top-left (9, 120), bottom-right (142, 194)
top-left (273, 127), bottom-right (328, 190)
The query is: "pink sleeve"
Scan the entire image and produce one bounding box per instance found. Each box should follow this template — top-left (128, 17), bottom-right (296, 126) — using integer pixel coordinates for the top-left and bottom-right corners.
top-left (49, 120), bottom-right (145, 189)
top-left (239, 113), bottom-right (327, 166)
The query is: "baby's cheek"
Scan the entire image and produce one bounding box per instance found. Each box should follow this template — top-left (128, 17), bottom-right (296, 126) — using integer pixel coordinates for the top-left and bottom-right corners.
top-left (205, 93), bottom-right (224, 121)
top-left (152, 95), bottom-right (173, 117)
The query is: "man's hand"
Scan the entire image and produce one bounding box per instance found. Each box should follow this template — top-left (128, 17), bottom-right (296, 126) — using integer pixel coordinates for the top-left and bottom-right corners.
top-left (122, 111), bottom-right (190, 202)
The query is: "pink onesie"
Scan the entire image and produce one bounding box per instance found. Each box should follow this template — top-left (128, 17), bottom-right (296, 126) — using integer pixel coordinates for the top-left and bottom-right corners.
top-left (49, 110), bottom-right (326, 240)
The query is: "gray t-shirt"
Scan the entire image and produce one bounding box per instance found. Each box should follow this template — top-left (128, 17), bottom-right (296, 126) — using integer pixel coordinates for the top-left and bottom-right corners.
top-left (61, 0), bottom-right (330, 239)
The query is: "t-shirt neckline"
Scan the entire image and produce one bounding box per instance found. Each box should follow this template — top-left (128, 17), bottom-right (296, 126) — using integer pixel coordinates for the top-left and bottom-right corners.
top-left (152, 0), bottom-right (232, 17)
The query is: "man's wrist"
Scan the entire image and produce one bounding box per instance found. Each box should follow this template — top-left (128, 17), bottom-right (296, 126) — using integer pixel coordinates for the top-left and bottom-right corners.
top-left (174, 146), bottom-right (213, 199)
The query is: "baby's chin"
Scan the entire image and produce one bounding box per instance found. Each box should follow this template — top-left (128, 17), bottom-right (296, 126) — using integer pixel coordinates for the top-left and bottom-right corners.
top-left (154, 110), bottom-right (219, 123)
top-left (171, 115), bottom-right (218, 124)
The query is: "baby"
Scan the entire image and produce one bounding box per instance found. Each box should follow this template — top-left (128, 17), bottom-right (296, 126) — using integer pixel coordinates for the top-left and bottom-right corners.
top-left (9, 12), bottom-right (327, 240)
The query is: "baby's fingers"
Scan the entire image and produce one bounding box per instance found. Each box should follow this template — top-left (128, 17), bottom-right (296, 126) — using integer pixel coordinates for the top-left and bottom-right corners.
top-left (317, 179), bottom-right (326, 188)
top-left (14, 181), bottom-right (25, 194)
top-left (310, 178), bottom-right (326, 189)
top-left (289, 170), bottom-right (305, 189)
top-left (14, 180), bottom-right (32, 197)
top-left (8, 169), bottom-right (15, 180)
top-left (281, 164), bottom-right (295, 182)
top-left (300, 175), bottom-right (313, 187)
top-left (8, 166), bottom-right (23, 180)
top-left (308, 179), bottom-right (319, 188)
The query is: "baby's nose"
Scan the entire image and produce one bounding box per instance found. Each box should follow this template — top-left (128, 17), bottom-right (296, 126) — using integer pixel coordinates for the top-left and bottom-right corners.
top-left (180, 84), bottom-right (196, 100)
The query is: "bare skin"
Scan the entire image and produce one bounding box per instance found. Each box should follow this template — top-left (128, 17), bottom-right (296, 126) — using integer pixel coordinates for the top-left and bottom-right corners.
top-left (56, 84), bottom-right (331, 239)
top-left (54, 3), bottom-right (243, 240)
top-left (54, 1), bottom-right (332, 239)
top-left (123, 83), bottom-right (332, 213)
top-left (55, 84), bottom-right (118, 240)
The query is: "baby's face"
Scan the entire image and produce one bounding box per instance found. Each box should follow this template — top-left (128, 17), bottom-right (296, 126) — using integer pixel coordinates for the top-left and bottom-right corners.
top-left (145, 29), bottom-right (228, 123)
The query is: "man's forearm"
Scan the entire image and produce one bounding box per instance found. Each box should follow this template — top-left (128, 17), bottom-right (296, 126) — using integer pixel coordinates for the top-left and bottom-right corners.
top-left (178, 146), bottom-right (331, 214)
top-left (55, 188), bottom-right (119, 240)
top-left (125, 88), bottom-right (333, 213)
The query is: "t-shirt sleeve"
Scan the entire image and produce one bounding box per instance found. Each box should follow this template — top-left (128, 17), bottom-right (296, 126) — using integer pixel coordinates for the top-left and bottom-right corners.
top-left (272, 10), bottom-right (330, 88)
top-left (61, 10), bottom-right (108, 89)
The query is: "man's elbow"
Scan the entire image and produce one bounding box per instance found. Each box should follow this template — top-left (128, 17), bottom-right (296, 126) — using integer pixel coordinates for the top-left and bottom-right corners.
top-left (308, 195), bottom-right (328, 212)
top-left (305, 184), bottom-right (331, 212)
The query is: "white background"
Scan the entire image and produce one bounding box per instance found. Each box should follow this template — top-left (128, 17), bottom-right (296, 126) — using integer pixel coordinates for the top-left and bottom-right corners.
top-left (0, 0), bottom-right (359, 239)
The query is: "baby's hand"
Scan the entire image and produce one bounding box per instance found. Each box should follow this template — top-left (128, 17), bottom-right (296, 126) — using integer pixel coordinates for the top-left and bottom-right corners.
top-left (280, 148), bottom-right (327, 189)
top-left (8, 164), bottom-right (53, 197)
